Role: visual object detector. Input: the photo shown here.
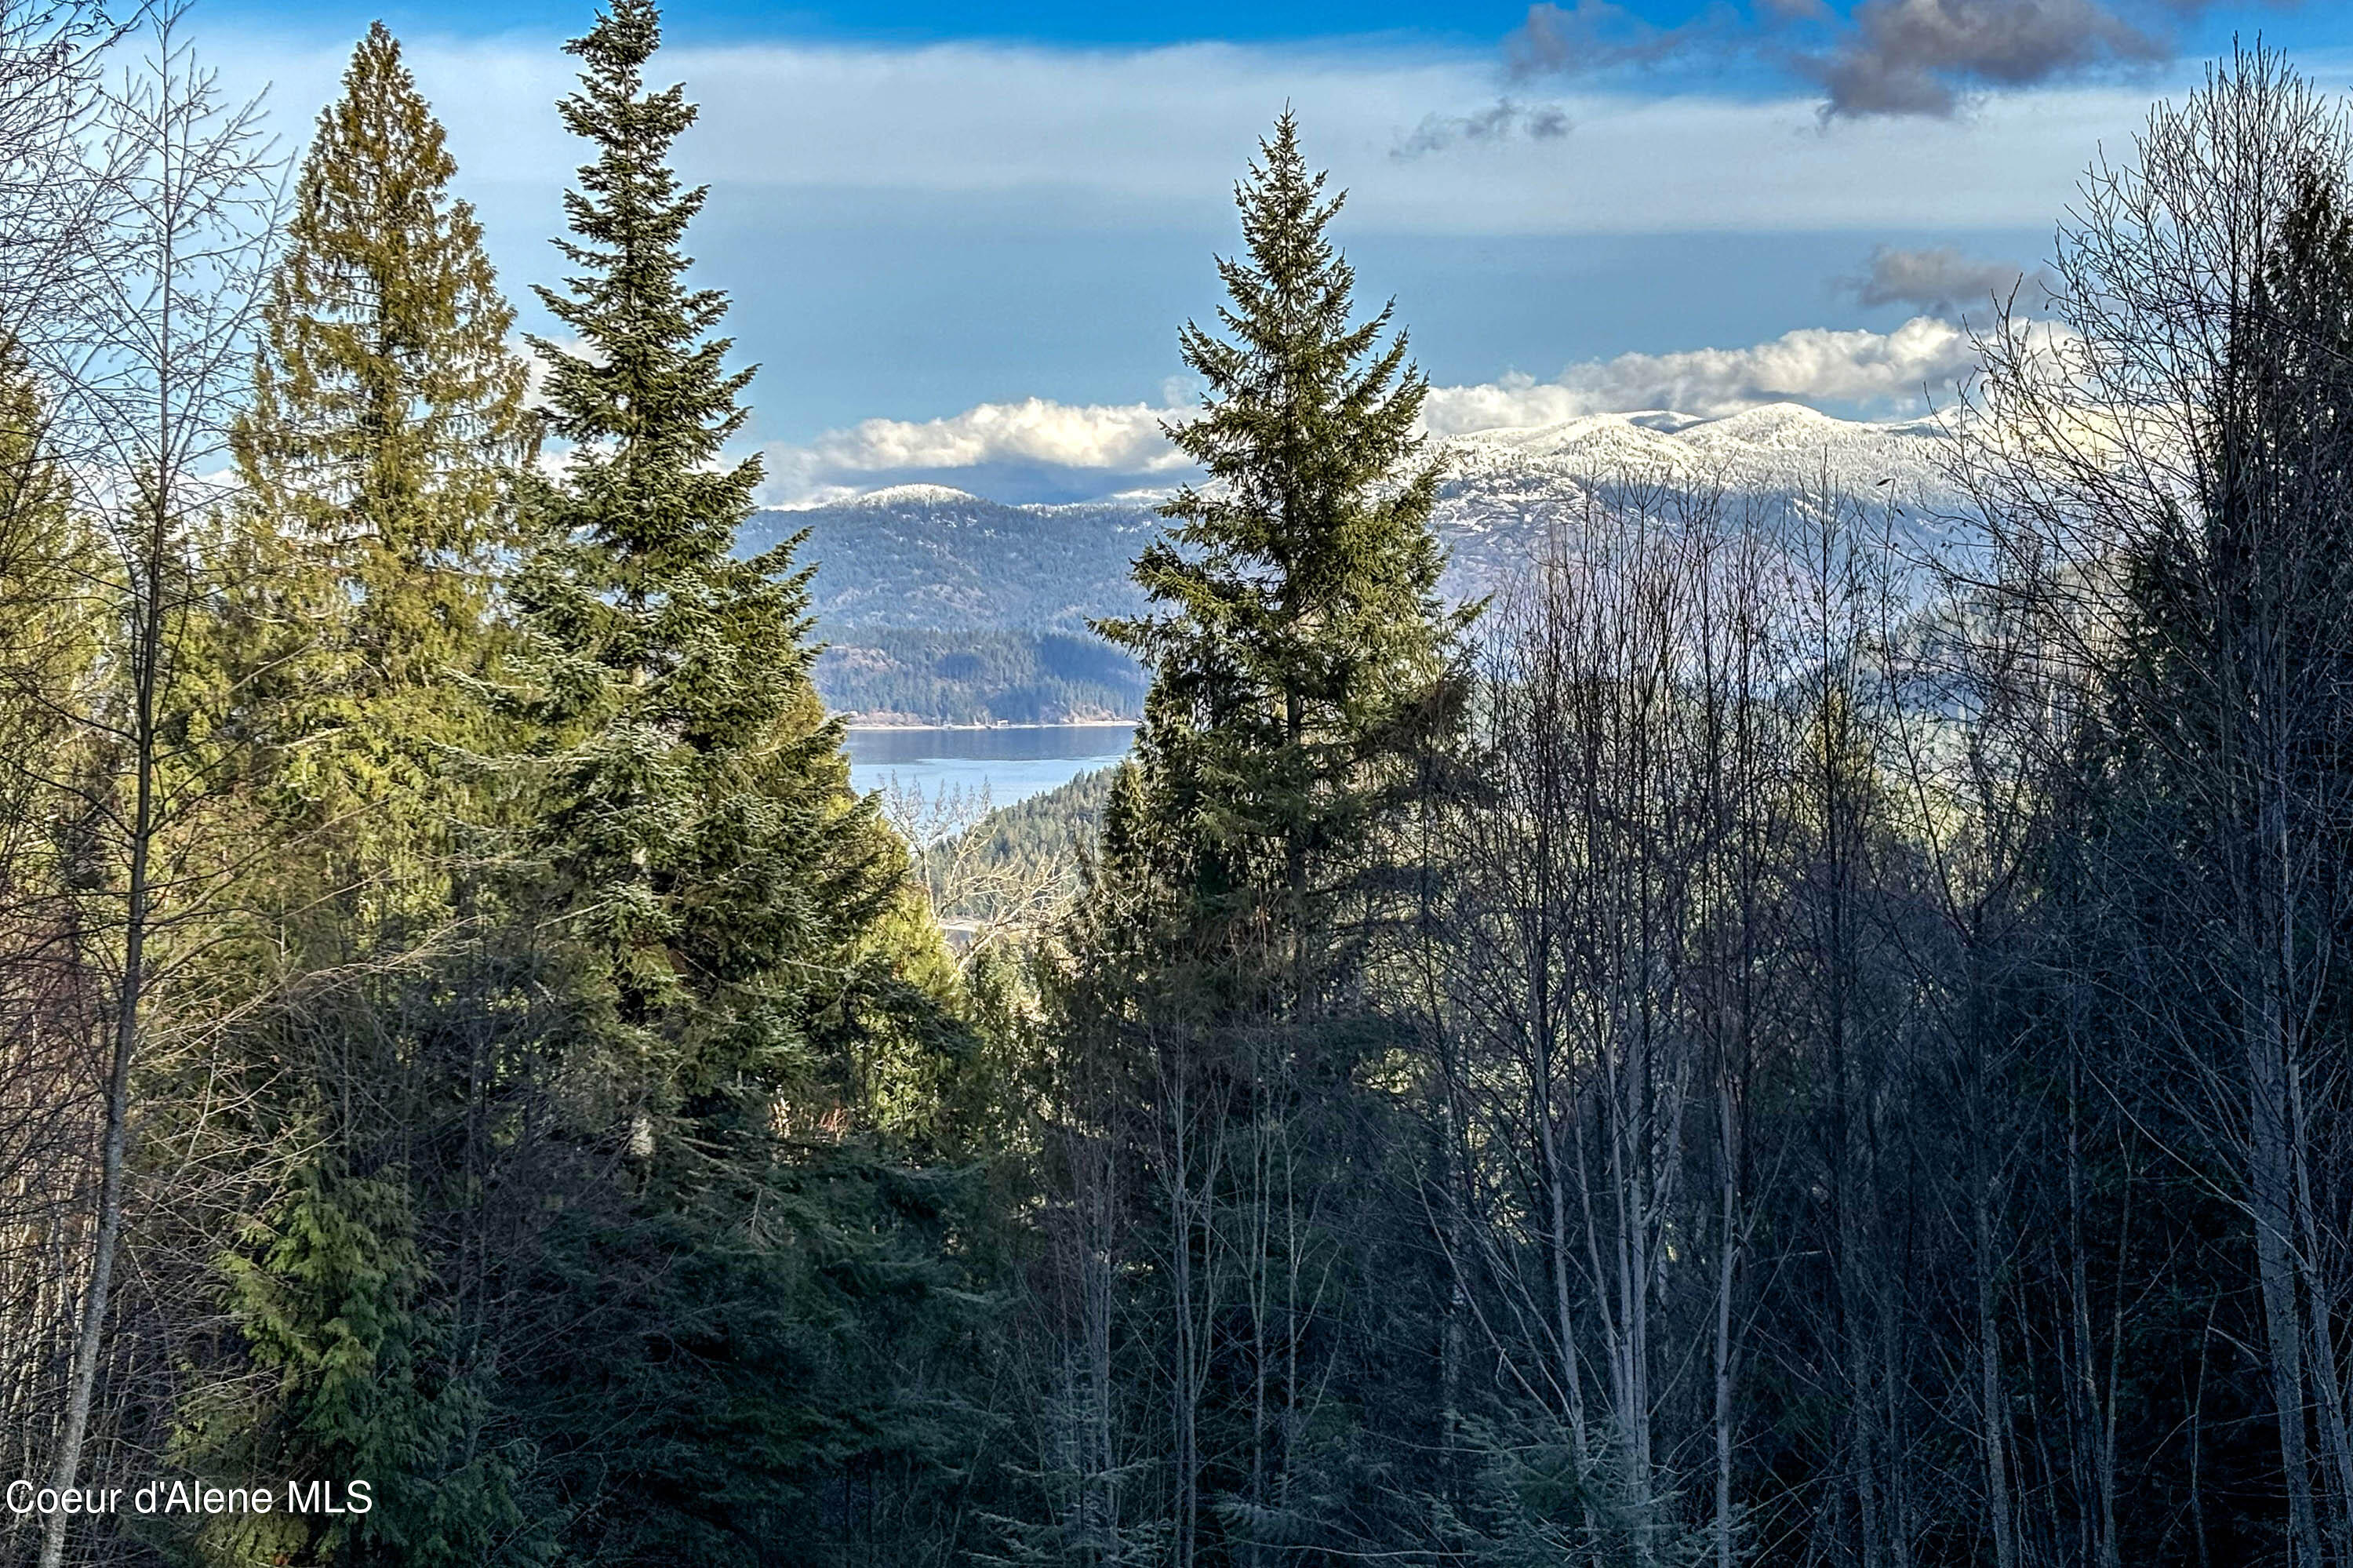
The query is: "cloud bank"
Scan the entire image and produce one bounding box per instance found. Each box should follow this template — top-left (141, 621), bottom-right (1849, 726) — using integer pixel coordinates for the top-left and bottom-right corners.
top-left (1420, 315), bottom-right (1981, 430)
top-left (765, 398), bottom-right (1192, 503)
top-left (766, 316), bottom-right (1987, 502)
top-left (1493, 0), bottom-right (2269, 122)
top-left (216, 27), bottom-right (2181, 238)
top-left (205, 17), bottom-right (2213, 467)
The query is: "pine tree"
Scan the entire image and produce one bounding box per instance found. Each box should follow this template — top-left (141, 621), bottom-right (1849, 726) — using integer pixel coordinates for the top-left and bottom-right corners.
top-left (1096, 111), bottom-right (1472, 1013)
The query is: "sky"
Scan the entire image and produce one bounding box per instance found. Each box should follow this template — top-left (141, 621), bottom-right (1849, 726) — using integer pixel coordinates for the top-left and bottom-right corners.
top-left (198, 0), bottom-right (2353, 501)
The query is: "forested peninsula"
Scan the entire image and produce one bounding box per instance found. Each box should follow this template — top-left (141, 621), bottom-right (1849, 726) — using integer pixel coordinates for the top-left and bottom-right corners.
top-left (3, 4), bottom-right (2353, 1566)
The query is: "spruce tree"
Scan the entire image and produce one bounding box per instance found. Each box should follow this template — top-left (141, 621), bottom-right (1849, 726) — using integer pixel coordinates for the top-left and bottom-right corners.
top-left (505, 4), bottom-right (987, 1555)
top-left (513, 0), bottom-right (901, 1143)
top-left (1066, 113), bottom-right (1474, 1557)
top-left (1096, 111), bottom-right (1471, 1011)
top-left (229, 18), bottom-right (533, 926)
top-left (195, 26), bottom-right (540, 1565)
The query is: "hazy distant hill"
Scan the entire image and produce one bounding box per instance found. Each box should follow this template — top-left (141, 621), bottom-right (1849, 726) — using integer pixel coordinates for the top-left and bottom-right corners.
top-left (773, 405), bottom-right (1968, 722)
top-left (748, 483), bottom-right (1160, 635)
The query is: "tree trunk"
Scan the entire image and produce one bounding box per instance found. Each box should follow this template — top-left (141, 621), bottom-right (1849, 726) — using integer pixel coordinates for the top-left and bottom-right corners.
top-left (1714, 1084), bottom-right (1740, 1568)
top-left (1975, 1172), bottom-right (2017, 1568)
top-left (2251, 988), bottom-right (2325, 1567)
top-left (40, 494), bottom-right (163, 1568)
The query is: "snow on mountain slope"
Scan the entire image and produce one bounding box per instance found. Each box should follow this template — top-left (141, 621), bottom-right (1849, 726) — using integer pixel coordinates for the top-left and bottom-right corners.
top-left (1428, 402), bottom-right (1966, 598)
top-left (1442, 402), bottom-right (1958, 502)
top-left (777, 404), bottom-right (1970, 635)
top-left (845, 482), bottom-right (987, 508)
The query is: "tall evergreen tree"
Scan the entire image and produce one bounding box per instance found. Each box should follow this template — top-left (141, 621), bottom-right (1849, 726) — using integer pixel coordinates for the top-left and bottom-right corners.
top-left (1056, 114), bottom-right (1474, 1560)
top-left (0, 342), bottom-right (94, 846)
top-left (191, 26), bottom-right (541, 1566)
top-left (0, 344), bottom-right (111, 1520)
top-left (1096, 111), bottom-right (1471, 1012)
top-left (503, 4), bottom-right (993, 1558)
top-left (228, 18), bottom-right (533, 927)
top-left (513, 0), bottom-right (899, 1127)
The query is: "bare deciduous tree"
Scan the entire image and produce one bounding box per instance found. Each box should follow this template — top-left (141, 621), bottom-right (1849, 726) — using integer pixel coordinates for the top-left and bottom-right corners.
top-left (5, 10), bottom-right (281, 1562)
top-left (1957, 45), bottom-right (2353, 1568)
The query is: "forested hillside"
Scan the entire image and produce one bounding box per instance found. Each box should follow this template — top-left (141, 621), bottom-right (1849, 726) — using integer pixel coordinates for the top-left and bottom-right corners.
top-left (813, 628), bottom-right (1146, 723)
top-left (3, 7), bottom-right (2353, 1568)
top-left (773, 487), bottom-right (1159, 724)
top-left (905, 765), bottom-right (1115, 949)
top-left (764, 486), bottom-right (1162, 632)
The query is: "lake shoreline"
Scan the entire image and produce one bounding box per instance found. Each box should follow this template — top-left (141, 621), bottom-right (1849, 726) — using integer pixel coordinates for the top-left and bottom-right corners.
top-left (842, 722), bottom-right (1136, 813)
top-left (839, 719), bottom-right (1138, 733)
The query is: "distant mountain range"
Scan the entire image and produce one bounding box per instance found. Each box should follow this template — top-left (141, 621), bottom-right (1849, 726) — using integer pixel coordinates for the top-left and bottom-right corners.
top-left (766, 403), bottom-right (1968, 722)
top-left (1442, 402), bottom-right (1957, 498)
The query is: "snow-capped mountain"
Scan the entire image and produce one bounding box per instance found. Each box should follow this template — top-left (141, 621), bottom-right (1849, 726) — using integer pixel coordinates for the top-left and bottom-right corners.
top-left (1443, 402), bottom-right (1958, 500)
top-left (1432, 402), bottom-right (1966, 602)
top-left (763, 403), bottom-right (1967, 636)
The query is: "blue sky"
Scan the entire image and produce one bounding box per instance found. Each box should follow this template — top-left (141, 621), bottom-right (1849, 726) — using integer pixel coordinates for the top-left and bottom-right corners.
top-left (220, 0), bottom-right (1684, 47)
top-left (213, 0), bottom-right (2339, 53)
top-left (201, 0), bottom-right (2353, 500)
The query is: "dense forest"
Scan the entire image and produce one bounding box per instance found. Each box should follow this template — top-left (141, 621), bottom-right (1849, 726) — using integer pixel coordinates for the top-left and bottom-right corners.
top-left (814, 631), bottom-right (1145, 725)
top-left (4, 3), bottom-right (2353, 1566)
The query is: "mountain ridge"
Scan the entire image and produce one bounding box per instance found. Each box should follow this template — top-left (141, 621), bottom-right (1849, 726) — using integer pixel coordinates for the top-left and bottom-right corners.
top-left (766, 402), bottom-right (1969, 643)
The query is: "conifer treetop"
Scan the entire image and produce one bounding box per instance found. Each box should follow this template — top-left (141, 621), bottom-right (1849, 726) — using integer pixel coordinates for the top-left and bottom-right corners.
top-left (227, 11), bottom-right (531, 859)
top-left (1170, 111), bottom-right (1432, 529)
top-left (1105, 110), bottom-right (1458, 714)
top-left (239, 18), bottom-right (529, 602)
top-left (530, 0), bottom-right (759, 581)
top-left (512, 0), bottom-right (908, 1122)
top-left (1092, 113), bottom-right (1471, 1010)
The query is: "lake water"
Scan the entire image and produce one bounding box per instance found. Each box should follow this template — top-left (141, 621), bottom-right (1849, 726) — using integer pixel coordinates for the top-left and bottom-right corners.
top-left (844, 723), bottom-right (1135, 811)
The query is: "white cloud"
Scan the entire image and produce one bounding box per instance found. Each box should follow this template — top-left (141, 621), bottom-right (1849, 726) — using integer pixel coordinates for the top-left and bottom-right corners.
top-left (762, 315), bottom-right (2002, 499)
top-left (762, 397), bottom-right (1192, 501)
top-left (810, 397), bottom-right (1186, 471)
top-left (1423, 315), bottom-right (1982, 431)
